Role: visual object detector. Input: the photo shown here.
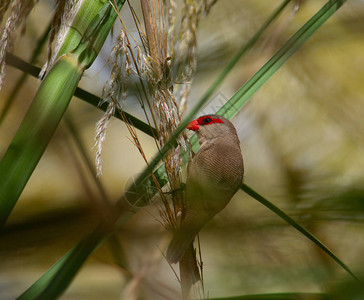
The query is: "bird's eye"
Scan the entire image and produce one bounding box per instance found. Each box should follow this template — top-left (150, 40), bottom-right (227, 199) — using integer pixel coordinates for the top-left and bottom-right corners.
top-left (203, 117), bottom-right (212, 124)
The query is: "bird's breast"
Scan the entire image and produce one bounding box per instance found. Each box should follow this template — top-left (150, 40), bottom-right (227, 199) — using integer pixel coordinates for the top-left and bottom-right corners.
top-left (187, 137), bottom-right (244, 198)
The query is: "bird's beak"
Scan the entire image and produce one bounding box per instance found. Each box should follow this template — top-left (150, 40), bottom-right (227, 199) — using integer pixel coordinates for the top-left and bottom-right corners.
top-left (187, 119), bottom-right (199, 131)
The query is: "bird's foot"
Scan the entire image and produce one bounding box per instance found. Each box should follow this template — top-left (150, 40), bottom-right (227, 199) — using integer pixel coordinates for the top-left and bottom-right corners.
top-left (162, 183), bottom-right (186, 195)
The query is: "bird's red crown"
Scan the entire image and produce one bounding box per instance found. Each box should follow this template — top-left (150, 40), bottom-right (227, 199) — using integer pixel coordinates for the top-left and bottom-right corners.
top-left (187, 115), bottom-right (224, 131)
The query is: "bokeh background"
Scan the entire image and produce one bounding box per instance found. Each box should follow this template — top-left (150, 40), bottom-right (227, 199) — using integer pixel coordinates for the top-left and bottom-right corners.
top-left (1, 0), bottom-right (364, 299)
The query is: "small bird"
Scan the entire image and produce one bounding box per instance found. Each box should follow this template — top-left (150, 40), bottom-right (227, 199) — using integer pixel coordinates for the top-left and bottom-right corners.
top-left (167, 114), bottom-right (244, 264)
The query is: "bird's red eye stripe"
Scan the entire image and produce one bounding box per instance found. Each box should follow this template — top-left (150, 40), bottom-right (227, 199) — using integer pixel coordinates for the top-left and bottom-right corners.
top-left (196, 116), bottom-right (224, 126)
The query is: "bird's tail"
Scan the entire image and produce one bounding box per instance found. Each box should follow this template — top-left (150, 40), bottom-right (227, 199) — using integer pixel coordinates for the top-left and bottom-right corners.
top-left (180, 244), bottom-right (201, 299)
top-left (166, 224), bottom-right (199, 264)
top-left (167, 217), bottom-right (203, 299)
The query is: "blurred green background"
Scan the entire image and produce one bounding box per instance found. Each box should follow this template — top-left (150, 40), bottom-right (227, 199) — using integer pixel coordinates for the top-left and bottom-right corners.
top-left (1, 0), bottom-right (364, 299)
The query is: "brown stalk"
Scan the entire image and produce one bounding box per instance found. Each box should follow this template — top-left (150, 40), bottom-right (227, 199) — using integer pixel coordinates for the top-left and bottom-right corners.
top-left (113, 1), bottom-right (181, 228)
top-left (137, 1), bottom-right (184, 222)
top-left (112, 0), bottom-right (160, 141)
top-left (161, 0), bottom-right (167, 62)
top-left (112, 1), bottom-right (206, 297)
top-left (140, 0), bottom-right (162, 79)
top-left (127, 0), bottom-right (148, 50)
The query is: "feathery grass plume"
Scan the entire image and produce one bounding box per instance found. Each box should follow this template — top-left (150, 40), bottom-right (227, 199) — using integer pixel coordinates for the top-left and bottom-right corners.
top-left (133, 0), bottom-right (187, 227)
top-left (97, 1), bottom-right (217, 297)
top-left (0, 0), bottom-right (38, 90)
top-left (95, 27), bottom-right (137, 176)
top-left (138, 0), bottom-right (217, 219)
top-left (0, 1), bottom-right (11, 24)
top-left (94, 100), bottom-right (116, 177)
top-left (166, 0), bottom-right (216, 115)
top-left (94, 28), bottom-right (133, 176)
top-left (39, 0), bottom-right (81, 77)
top-left (103, 29), bottom-right (133, 104)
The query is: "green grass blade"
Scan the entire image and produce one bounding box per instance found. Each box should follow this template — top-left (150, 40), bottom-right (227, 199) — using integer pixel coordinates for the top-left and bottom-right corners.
top-left (0, 57), bottom-right (82, 227)
top-left (0, 1), bottom-right (126, 227)
top-left (16, 199), bottom-right (136, 299)
top-left (217, 0), bottom-right (347, 119)
top-left (0, 23), bottom-right (51, 124)
top-left (5, 53), bottom-right (41, 77)
top-left (204, 293), bottom-right (332, 300)
top-left (195, 0), bottom-right (291, 114)
top-left (241, 184), bottom-right (359, 282)
top-left (16, 227), bottom-right (110, 300)
top-left (54, 0), bottom-right (111, 59)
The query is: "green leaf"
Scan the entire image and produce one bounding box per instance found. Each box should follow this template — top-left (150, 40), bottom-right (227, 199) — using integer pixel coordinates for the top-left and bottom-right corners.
top-left (217, 0), bottom-right (347, 119)
top-left (241, 184), bottom-right (359, 282)
top-left (195, 0), bottom-right (292, 117)
top-left (55, 0), bottom-right (111, 58)
top-left (0, 24), bottom-right (51, 124)
top-left (204, 293), bottom-right (332, 300)
top-left (0, 56), bottom-right (83, 227)
top-left (0, 0), bottom-right (126, 227)
top-left (17, 227), bottom-right (110, 300)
